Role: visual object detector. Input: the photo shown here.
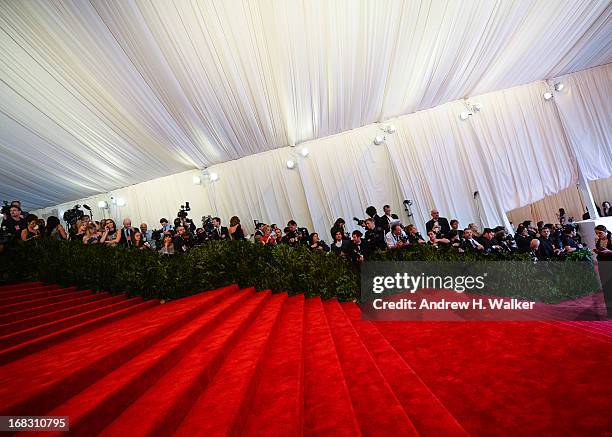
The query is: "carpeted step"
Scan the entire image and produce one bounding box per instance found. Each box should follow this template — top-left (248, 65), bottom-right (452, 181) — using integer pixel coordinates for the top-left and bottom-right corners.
top-left (241, 295), bottom-right (305, 436)
top-left (342, 303), bottom-right (468, 436)
top-left (0, 282), bottom-right (44, 293)
top-left (0, 286), bottom-right (237, 416)
top-left (0, 284), bottom-right (67, 300)
top-left (39, 288), bottom-right (255, 437)
top-left (100, 290), bottom-right (271, 437)
top-left (0, 289), bottom-right (93, 314)
top-left (0, 294), bottom-right (124, 335)
top-left (0, 292), bottom-right (111, 325)
top-left (0, 298), bottom-right (156, 365)
top-left (175, 293), bottom-right (287, 436)
top-left (323, 300), bottom-right (418, 436)
top-left (0, 297), bottom-right (142, 349)
top-left (0, 286), bottom-right (79, 305)
top-left (302, 297), bottom-right (360, 436)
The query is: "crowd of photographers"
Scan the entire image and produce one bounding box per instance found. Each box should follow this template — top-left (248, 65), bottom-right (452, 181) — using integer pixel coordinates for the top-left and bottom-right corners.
top-left (2, 200), bottom-right (612, 265)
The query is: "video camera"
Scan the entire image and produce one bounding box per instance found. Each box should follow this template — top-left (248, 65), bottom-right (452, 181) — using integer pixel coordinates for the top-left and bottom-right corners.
top-left (177, 202), bottom-right (191, 219)
top-left (353, 217), bottom-right (367, 228)
top-left (63, 205), bottom-right (85, 226)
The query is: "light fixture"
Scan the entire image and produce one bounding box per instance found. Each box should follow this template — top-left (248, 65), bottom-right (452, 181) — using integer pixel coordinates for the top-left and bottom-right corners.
top-left (373, 135), bottom-right (385, 145)
top-left (472, 102), bottom-right (483, 111)
top-left (209, 172), bottom-right (219, 182)
top-left (116, 197), bottom-right (126, 207)
top-left (459, 111), bottom-right (471, 121)
top-left (543, 91), bottom-right (553, 100)
top-left (286, 160), bottom-right (296, 169)
top-left (386, 124), bottom-right (396, 134)
top-left (554, 82), bottom-right (564, 91)
top-left (97, 200), bottom-right (108, 209)
top-left (300, 147), bottom-right (309, 157)
top-left (192, 176), bottom-right (201, 185)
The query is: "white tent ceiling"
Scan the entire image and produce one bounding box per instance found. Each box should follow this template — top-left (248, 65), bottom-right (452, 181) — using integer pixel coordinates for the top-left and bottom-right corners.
top-left (1, 0), bottom-right (611, 209)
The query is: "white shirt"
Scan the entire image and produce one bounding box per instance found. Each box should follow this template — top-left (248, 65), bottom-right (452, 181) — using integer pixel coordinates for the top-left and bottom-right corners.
top-left (385, 230), bottom-right (407, 248)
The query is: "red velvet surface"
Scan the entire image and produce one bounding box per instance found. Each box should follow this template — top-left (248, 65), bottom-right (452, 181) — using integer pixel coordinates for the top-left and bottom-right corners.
top-left (0, 283), bottom-right (611, 436)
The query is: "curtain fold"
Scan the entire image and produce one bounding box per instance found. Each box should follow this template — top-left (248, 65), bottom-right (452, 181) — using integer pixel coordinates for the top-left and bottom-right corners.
top-left (553, 63), bottom-right (612, 180)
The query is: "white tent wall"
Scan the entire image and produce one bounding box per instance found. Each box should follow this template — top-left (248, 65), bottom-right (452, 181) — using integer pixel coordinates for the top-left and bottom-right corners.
top-left (553, 64), bottom-right (612, 180)
top-left (32, 64), bottom-right (612, 237)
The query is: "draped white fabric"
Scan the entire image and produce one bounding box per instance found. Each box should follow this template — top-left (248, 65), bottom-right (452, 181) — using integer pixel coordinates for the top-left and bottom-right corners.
top-left (2, 0), bottom-right (611, 209)
top-left (553, 63), bottom-right (612, 180)
top-left (468, 80), bottom-right (578, 210)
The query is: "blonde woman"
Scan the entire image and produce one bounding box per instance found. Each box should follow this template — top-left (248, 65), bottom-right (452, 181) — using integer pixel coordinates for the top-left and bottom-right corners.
top-left (83, 223), bottom-right (102, 245)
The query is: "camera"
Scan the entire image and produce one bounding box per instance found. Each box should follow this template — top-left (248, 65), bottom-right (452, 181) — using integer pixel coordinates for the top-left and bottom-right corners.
top-left (353, 217), bottom-right (366, 228)
top-left (177, 202), bottom-right (191, 219)
top-left (201, 215), bottom-right (215, 235)
top-left (1, 201), bottom-right (10, 217)
top-left (63, 205), bottom-right (84, 226)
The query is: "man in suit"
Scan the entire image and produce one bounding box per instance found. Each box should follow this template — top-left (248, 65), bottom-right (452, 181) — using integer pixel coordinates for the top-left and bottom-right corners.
top-left (118, 218), bottom-right (140, 247)
top-left (381, 205), bottom-right (399, 233)
top-left (425, 209), bottom-right (451, 237)
top-left (210, 217), bottom-right (230, 240)
top-left (346, 230), bottom-right (365, 264)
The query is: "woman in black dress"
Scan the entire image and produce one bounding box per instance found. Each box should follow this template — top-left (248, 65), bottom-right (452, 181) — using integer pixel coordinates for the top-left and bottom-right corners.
top-left (229, 216), bottom-right (247, 240)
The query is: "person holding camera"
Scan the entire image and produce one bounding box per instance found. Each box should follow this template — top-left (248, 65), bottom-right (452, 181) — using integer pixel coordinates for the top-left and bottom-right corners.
top-left (385, 223), bottom-right (408, 249)
top-left (44, 216), bottom-right (68, 241)
top-left (20, 214), bottom-right (41, 241)
top-left (309, 233), bottom-right (330, 252)
top-left (347, 230), bottom-right (365, 264)
top-left (283, 220), bottom-right (308, 246)
top-left (100, 219), bottom-right (120, 245)
top-left (405, 224), bottom-right (426, 245)
top-left (173, 226), bottom-right (192, 253)
top-left (363, 218), bottom-right (385, 255)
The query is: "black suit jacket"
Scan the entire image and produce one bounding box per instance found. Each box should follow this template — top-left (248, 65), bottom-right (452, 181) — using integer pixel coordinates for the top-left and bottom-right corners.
top-left (211, 226), bottom-right (230, 240)
top-left (426, 217), bottom-right (451, 236)
top-left (118, 227), bottom-right (139, 246)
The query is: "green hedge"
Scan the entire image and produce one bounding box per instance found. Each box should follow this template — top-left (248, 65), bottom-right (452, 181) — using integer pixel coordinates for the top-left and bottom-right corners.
top-left (0, 239), bottom-right (598, 303)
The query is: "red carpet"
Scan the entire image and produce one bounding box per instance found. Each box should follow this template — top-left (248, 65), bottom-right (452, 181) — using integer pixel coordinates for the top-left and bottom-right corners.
top-left (0, 282), bottom-right (611, 436)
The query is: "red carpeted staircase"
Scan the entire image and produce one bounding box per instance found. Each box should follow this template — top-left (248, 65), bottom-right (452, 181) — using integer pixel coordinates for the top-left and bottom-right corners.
top-left (0, 282), bottom-right (611, 436)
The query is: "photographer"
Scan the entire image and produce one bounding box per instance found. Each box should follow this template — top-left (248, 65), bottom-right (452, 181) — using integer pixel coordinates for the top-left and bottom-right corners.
top-left (44, 216), bottom-right (68, 241)
top-left (100, 219), bottom-right (120, 245)
top-left (173, 226), bottom-right (193, 254)
top-left (21, 214), bottom-right (41, 241)
top-left (1, 205), bottom-right (27, 241)
top-left (347, 230), bottom-right (365, 264)
top-left (562, 226), bottom-right (583, 253)
top-left (405, 224), bottom-right (426, 245)
top-left (309, 233), bottom-right (330, 252)
top-left (385, 223), bottom-right (408, 249)
top-left (363, 218), bottom-right (385, 255)
top-left (283, 220), bottom-right (308, 247)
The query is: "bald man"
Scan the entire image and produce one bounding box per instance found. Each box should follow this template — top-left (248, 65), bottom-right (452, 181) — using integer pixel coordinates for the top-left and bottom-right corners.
top-left (118, 218), bottom-right (139, 247)
top-left (425, 209), bottom-right (451, 237)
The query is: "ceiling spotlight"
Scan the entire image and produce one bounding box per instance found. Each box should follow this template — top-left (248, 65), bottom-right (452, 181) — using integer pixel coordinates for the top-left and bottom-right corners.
top-left (116, 197), bottom-right (126, 207)
top-left (97, 200), bottom-right (108, 209)
top-left (286, 160), bottom-right (296, 169)
top-left (192, 176), bottom-right (201, 185)
top-left (554, 83), bottom-right (564, 91)
top-left (543, 91), bottom-right (553, 100)
top-left (386, 124), bottom-right (397, 134)
top-left (472, 102), bottom-right (483, 111)
top-left (300, 147), bottom-right (309, 157)
top-left (459, 111), bottom-right (471, 121)
top-left (209, 172), bottom-right (219, 182)
top-left (373, 135), bottom-right (384, 145)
